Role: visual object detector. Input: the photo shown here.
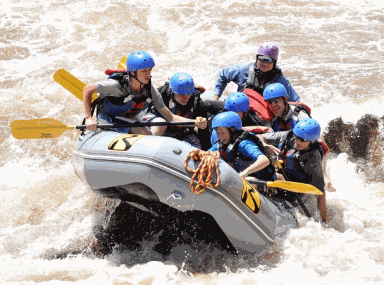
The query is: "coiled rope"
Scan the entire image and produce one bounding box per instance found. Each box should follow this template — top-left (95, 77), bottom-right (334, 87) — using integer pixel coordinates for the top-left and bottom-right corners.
top-left (183, 149), bottom-right (221, 194)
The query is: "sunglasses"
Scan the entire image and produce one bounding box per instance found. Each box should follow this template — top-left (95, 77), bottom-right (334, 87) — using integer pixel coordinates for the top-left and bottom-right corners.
top-left (294, 135), bottom-right (309, 143)
top-left (174, 93), bottom-right (193, 96)
top-left (267, 98), bottom-right (282, 104)
top-left (258, 58), bottom-right (275, 63)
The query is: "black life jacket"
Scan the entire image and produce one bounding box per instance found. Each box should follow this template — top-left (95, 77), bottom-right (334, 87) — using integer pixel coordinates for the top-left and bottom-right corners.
top-left (279, 130), bottom-right (325, 183)
top-left (156, 82), bottom-right (202, 137)
top-left (244, 63), bottom-right (283, 95)
top-left (157, 81), bottom-right (201, 116)
top-left (217, 130), bottom-right (276, 181)
top-left (242, 110), bottom-right (264, 127)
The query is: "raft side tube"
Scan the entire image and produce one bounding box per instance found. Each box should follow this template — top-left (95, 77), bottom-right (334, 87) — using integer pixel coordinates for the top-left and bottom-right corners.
top-left (72, 132), bottom-right (297, 255)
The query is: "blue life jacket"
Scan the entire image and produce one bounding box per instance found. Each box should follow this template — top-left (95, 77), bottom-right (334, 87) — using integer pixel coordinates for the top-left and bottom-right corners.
top-left (96, 72), bottom-right (153, 120)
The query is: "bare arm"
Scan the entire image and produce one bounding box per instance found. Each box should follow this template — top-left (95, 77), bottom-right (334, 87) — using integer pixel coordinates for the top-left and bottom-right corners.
top-left (322, 160), bottom-right (336, 192)
top-left (83, 84), bottom-right (98, 130)
top-left (258, 133), bottom-right (281, 157)
top-left (239, 154), bottom-right (270, 178)
top-left (156, 106), bottom-right (207, 129)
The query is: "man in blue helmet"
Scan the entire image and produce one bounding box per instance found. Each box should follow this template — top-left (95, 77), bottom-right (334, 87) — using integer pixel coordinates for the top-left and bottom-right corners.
top-left (223, 91), bottom-right (272, 129)
top-left (209, 111), bottom-right (276, 181)
top-left (261, 83), bottom-right (336, 193)
top-left (152, 72), bottom-right (211, 150)
top-left (262, 118), bottom-right (328, 222)
top-left (263, 83), bottom-right (310, 132)
top-left (211, 42), bottom-right (299, 102)
top-left (83, 51), bottom-right (207, 134)
top-left (209, 91), bottom-right (272, 147)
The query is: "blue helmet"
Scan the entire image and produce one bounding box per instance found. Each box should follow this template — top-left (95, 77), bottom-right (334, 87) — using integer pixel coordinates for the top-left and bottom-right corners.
top-left (263, 83), bottom-right (288, 101)
top-left (224, 92), bottom-right (250, 112)
top-left (212, 111), bottom-right (242, 131)
top-left (210, 129), bottom-right (219, 145)
top-left (293, 118), bottom-right (321, 142)
top-left (126, 51), bottom-right (155, 72)
top-left (169, 72), bottom-right (195, 95)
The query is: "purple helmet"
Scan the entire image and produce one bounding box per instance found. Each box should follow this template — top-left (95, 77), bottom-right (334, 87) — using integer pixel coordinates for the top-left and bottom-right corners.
top-left (257, 42), bottom-right (279, 61)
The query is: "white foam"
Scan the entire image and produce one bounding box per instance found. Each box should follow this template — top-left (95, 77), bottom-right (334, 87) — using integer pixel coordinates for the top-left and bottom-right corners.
top-left (0, 159), bottom-right (50, 188)
top-left (2, 0), bottom-right (384, 283)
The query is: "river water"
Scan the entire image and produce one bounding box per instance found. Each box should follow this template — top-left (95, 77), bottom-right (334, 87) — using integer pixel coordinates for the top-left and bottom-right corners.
top-left (1, 0), bottom-right (384, 284)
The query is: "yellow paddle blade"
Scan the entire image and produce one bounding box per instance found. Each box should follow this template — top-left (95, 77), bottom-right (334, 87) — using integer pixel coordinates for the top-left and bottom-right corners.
top-left (274, 160), bottom-right (284, 169)
top-left (118, 56), bottom-right (127, 69)
top-left (53, 69), bottom-right (98, 102)
top-left (10, 118), bottom-right (75, 139)
top-left (266, 180), bottom-right (323, 195)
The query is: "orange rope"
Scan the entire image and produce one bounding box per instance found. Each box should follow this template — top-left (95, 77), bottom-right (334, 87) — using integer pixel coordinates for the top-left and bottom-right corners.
top-left (183, 149), bottom-right (221, 194)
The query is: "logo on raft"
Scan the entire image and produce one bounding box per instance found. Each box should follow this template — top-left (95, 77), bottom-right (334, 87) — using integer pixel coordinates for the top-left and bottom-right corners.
top-left (241, 178), bottom-right (261, 214)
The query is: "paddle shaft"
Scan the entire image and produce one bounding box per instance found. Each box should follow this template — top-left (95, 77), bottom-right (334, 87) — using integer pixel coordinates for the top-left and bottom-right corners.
top-left (76, 121), bottom-right (197, 130)
top-left (245, 177), bottom-right (321, 195)
top-left (275, 160), bottom-right (312, 218)
top-left (10, 118), bottom-right (200, 140)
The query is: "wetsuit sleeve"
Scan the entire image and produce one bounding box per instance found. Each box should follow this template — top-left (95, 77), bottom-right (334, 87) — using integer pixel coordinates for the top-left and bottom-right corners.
top-left (150, 85), bottom-right (166, 110)
top-left (151, 82), bottom-right (170, 117)
top-left (194, 98), bottom-right (212, 150)
top-left (238, 139), bottom-right (264, 161)
top-left (276, 75), bottom-right (300, 102)
top-left (95, 79), bottom-right (125, 99)
top-left (157, 81), bottom-right (170, 97)
top-left (203, 100), bottom-right (225, 116)
top-left (213, 63), bottom-right (249, 97)
top-left (264, 131), bottom-right (290, 148)
top-left (300, 151), bottom-right (325, 192)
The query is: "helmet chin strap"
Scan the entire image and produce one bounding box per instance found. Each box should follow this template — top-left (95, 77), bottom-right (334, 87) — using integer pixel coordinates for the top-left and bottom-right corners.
top-left (129, 71), bottom-right (151, 92)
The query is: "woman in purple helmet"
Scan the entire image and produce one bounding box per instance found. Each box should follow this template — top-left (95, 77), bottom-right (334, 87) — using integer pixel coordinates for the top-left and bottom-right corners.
top-left (211, 42), bottom-right (299, 102)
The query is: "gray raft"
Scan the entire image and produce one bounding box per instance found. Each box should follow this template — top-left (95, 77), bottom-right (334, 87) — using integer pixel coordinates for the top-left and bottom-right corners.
top-left (73, 130), bottom-right (298, 256)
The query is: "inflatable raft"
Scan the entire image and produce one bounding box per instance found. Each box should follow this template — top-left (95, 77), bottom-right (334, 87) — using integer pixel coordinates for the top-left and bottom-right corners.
top-left (72, 130), bottom-right (298, 256)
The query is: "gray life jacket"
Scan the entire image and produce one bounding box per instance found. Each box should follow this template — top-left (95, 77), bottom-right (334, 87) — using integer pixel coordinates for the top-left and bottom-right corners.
top-left (244, 62), bottom-right (283, 95)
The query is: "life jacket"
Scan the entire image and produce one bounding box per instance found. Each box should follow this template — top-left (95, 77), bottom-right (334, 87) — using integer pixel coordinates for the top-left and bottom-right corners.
top-left (157, 81), bottom-right (202, 135)
top-left (157, 81), bottom-right (201, 116)
top-left (279, 130), bottom-right (328, 183)
top-left (241, 126), bottom-right (271, 134)
top-left (217, 131), bottom-right (276, 181)
top-left (105, 68), bottom-right (125, 75)
top-left (243, 88), bottom-right (274, 122)
top-left (244, 63), bottom-right (283, 95)
top-left (272, 103), bottom-right (312, 131)
top-left (91, 70), bottom-right (153, 121)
